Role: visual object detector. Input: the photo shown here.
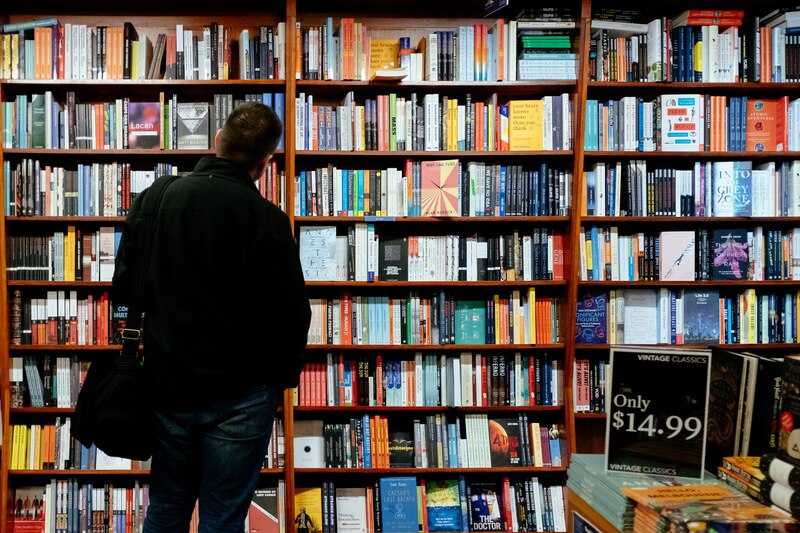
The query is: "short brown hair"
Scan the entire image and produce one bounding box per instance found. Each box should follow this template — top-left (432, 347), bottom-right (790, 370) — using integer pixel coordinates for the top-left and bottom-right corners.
top-left (216, 101), bottom-right (283, 171)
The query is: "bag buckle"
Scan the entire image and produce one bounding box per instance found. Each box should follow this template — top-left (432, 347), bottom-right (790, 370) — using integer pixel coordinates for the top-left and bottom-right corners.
top-left (121, 328), bottom-right (141, 342)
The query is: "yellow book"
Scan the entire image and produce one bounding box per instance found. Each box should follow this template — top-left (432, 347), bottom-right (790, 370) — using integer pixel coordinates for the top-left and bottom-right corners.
top-left (608, 290), bottom-right (617, 344)
top-left (621, 484), bottom-right (733, 507)
top-left (294, 487), bottom-right (323, 532)
top-left (368, 38), bottom-right (399, 80)
top-left (527, 287), bottom-right (536, 344)
top-left (509, 100), bottom-right (543, 151)
top-left (32, 424), bottom-right (42, 470)
top-left (11, 33), bottom-right (19, 79)
top-left (64, 225), bottom-right (76, 282)
top-left (530, 421), bottom-right (543, 466)
top-left (19, 424), bottom-right (29, 470)
top-left (11, 425), bottom-right (21, 470)
top-left (2, 35), bottom-right (10, 79)
top-left (131, 40), bottom-right (140, 80)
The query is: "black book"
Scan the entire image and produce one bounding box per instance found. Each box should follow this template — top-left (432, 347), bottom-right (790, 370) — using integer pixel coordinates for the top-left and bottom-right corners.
top-left (378, 237), bottom-right (408, 281)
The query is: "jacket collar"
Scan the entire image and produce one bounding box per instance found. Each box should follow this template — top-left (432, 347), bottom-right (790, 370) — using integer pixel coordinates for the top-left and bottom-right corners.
top-left (192, 156), bottom-right (258, 191)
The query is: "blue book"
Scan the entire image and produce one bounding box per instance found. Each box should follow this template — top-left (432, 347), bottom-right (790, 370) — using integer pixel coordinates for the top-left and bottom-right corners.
top-left (2, 17), bottom-right (58, 33)
top-left (379, 477), bottom-right (419, 533)
top-left (274, 93), bottom-right (285, 150)
top-left (362, 414), bottom-right (372, 468)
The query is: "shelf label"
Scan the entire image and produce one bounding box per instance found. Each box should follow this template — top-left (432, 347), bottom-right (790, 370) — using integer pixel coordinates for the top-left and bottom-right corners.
top-left (605, 346), bottom-right (711, 479)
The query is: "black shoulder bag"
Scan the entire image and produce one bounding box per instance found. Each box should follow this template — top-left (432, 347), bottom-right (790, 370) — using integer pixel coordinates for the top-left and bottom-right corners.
top-left (72, 174), bottom-right (179, 461)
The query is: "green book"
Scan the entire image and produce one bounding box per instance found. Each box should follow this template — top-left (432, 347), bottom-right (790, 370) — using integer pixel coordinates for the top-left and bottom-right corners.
top-left (455, 300), bottom-right (486, 345)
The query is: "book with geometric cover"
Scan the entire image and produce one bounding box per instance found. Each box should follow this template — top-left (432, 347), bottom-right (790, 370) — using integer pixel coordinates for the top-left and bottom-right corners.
top-left (420, 160), bottom-right (459, 217)
top-left (176, 102), bottom-right (210, 149)
top-left (248, 487), bottom-right (280, 533)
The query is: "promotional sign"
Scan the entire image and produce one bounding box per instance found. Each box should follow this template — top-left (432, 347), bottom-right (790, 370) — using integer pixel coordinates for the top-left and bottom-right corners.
top-left (605, 347), bottom-right (711, 479)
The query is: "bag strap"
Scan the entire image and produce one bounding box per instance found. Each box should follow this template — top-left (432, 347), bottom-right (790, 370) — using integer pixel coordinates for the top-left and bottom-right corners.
top-left (120, 174), bottom-right (181, 358)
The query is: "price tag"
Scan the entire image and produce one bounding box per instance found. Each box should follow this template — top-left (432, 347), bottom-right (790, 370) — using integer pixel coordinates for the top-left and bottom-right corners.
top-left (605, 347), bottom-right (711, 479)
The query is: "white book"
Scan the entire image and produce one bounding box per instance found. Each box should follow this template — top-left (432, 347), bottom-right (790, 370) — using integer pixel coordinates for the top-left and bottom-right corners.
top-left (623, 289), bottom-right (658, 344)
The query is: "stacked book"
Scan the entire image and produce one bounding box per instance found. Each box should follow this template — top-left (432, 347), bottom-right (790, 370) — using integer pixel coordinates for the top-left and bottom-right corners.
top-left (513, 7), bottom-right (577, 81)
top-left (566, 454), bottom-right (713, 531)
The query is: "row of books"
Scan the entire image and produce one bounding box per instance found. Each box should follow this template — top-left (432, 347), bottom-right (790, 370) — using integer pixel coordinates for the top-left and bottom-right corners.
top-left (582, 160), bottom-right (800, 218)
top-left (578, 227), bottom-right (800, 282)
top-left (584, 94), bottom-right (800, 152)
top-left (0, 19), bottom-right (287, 81)
top-left (294, 161), bottom-right (573, 219)
top-left (9, 290), bottom-right (120, 347)
top-left (576, 289), bottom-right (800, 345)
top-left (589, 7), bottom-right (800, 83)
top-left (6, 227), bottom-right (121, 282)
top-left (298, 226), bottom-right (566, 282)
top-left (307, 291), bottom-right (563, 346)
top-left (296, 475), bottom-right (567, 533)
top-left (572, 359), bottom-right (607, 413)
top-left (8, 480), bottom-right (286, 533)
top-left (2, 91), bottom-right (286, 151)
top-left (294, 92), bottom-right (573, 152)
top-left (3, 159), bottom-right (284, 218)
top-left (715, 456), bottom-right (767, 504)
top-left (9, 416), bottom-right (283, 472)
top-left (294, 414), bottom-right (564, 471)
top-left (295, 351), bottom-right (562, 408)
top-left (11, 354), bottom-right (80, 409)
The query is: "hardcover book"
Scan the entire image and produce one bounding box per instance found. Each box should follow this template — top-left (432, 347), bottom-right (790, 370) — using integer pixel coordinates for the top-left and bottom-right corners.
top-left (712, 229), bottom-right (750, 280)
top-left (488, 418), bottom-right (522, 467)
top-left (8, 486), bottom-right (45, 532)
top-left (249, 487), bottom-right (280, 533)
top-left (682, 290), bottom-right (720, 344)
top-left (369, 39), bottom-right (400, 79)
top-left (176, 102), bottom-right (210, 149)
top-left (660, 94), bottom-right (704, 152)
top-left (745, 98), bottom-right (788, 152)
top-left (425, 479), bottom-right (463, 532)
top-left (293, 420), bottom-right (325, 468)
top-left (379, 477), bottom-right (419, 533)
top-left (508, 100), bottom-right (542, 151)
top-left (712, 161), bottom-right (753, 217)
top-left (705, 348), bottom-right (749, 472)
top-left (467, 481), bottom-right (505, 531)
top-left (575, 292), bottom-right (607, 344)
top-left (127, 101), bottom-right (161, 149)
top-left (420, 160), bottom-right (459, 217)
top-left (658, 231), bottom-right (695, 281)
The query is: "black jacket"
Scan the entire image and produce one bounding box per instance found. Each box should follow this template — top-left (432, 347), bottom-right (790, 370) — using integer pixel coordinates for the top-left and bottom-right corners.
top-left (113, 156), bottom-right (311, 407)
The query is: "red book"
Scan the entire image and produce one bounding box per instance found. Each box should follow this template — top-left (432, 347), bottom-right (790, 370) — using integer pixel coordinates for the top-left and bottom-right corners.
top-left (501, 476), bottom-right (513, 532)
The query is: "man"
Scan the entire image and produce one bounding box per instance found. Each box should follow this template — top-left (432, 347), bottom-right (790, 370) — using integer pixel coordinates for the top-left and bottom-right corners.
top-left (113, 102), bottom-right (311, 533)
top-left (294, 506), bottom-right (316, 533)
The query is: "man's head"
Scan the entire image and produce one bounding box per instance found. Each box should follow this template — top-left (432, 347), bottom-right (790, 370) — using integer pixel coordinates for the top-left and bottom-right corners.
top-left (214, 101), bottom-right (283, 181)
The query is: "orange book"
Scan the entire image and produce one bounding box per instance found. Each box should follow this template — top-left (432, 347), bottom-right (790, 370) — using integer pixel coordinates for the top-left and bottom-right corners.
top-left (341, 295), bottom-right (352, 345)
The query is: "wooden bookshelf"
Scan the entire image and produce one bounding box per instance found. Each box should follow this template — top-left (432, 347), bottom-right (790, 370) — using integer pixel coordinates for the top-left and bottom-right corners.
top-left (2, 0), bottom-right (800, 530)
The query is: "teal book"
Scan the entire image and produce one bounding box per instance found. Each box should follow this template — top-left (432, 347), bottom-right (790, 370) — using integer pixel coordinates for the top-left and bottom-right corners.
top-left (379, 477), bottom-right (419, 533)
top-left (425, 479), bottom-right (462, 532)
top-left (454, 300), bottom-right (486, 344)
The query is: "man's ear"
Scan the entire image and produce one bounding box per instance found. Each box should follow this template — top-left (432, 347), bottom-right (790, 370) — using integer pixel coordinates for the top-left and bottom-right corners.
top-left (213, 129), bottom-right (223, 148)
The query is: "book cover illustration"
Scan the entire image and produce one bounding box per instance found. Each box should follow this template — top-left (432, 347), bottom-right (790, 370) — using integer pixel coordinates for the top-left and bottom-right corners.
top-left (249, 487), bottom-right (279, 533)
top-left (176, 102), bottom-right (210, 149)
top-left (682, 290), bottom-right (720, 344)
top-left (488, 418), bottom-right (522, 467)
top-left (712, 161), bottom-right (753, 217)
top-left (294, 487), bottom-right (323, 533)
top-left (575, 292), bottom-right (607, 344)
top-left (746, 98), bottom-right (787, 152)
top-left (705, 349), bottom-right (748, 472)
top-left (8, 486), bottom-right (45, 532)
top-left (425, 479), bottom-right (462, 532)
top-left (467, 482), bottom-right (505, 531)
top-left (658, 231), bottom-right (696, 281)
top-left (379, 476), bottom-right (419, 533)
top-left (660, 94), bottom-right (704, 152)
top-left (712, 229), bottom-right (749, 280)
top-left (127, 101), bottom-right (161, 149)
top-left (420, 159), bottom-right (459, 217)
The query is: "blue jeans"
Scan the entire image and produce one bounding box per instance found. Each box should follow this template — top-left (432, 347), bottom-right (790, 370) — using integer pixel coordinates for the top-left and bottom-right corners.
top-left (142, 384), bottom-right (279, 533)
